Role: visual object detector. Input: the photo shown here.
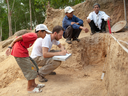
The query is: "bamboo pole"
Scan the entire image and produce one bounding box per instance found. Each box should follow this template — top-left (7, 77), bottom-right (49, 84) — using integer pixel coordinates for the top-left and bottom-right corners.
top-left (123, 0), bottom-right (128, 28)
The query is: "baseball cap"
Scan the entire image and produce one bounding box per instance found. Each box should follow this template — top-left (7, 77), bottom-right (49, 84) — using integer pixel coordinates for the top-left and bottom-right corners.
top-left (64, 6), bottom-right (74, 13)
top-left (36, 24), bottom-right (52, 34)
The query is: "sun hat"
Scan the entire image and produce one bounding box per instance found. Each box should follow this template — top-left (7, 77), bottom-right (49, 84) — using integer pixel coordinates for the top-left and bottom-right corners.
top-left (36, 24), bottom-right (52, 33)
top-left (64, 6), bottom-right (74, 13)
top-left (111, 20), bottom-right (126, 33)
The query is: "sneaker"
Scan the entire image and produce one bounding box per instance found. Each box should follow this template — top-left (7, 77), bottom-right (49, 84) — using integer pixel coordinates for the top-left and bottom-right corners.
top-left (90, 33), bottom-right (95, 35)
top-left (101, 30), bottom-right (106, 33)
top-left (102, 31), bottom-right (106, 33)
top-left (66, 39), bottom-right (72, 44)
top-left (38, 75), bottom-right (48, 82)
top-left (49, 72), bottom-right (56, 75)
top-left (73, 38), bottom-right (80, 42)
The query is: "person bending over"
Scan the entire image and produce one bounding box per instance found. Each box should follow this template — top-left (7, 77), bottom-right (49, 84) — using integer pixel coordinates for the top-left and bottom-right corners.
top-left (6, 24), bottom-right (51, 93)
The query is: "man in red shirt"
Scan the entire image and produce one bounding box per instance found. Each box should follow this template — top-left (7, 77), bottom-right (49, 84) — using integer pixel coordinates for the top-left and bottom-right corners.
top-left (6, 24), bottom-right (52, 93)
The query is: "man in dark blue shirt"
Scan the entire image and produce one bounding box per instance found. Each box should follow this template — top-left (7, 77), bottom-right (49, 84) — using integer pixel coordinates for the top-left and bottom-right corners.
top-left (62, 6), bottom-right (88, 44)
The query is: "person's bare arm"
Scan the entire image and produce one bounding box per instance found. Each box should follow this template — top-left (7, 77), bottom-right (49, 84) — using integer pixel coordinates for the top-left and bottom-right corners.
top-left (87, 19), bottom-right (91, 23)
top-left (74, 22), bottom-right (79, 25)
top-left (107, 17), bottom-right (111, 21)
top-left (57, 43), bottom-right (68, 53)
top-left (43, 47), bottom-right (66, 58)
top-left (71, 22), bottom-right (80, 25)
top-left (79, 26), bottom-right (89, 33)
top-left (10, 36), bottom-right (23, 47)
top-left (57, 44), bottom-right (65, 51)
top-left (71, 22), bottom-right (75, 25)
top-left (6, 36), bottom-right (23, 56)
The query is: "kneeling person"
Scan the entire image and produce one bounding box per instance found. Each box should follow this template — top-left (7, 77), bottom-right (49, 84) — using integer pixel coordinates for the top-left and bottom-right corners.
top-left (31, 25), bottom-right (67, 82)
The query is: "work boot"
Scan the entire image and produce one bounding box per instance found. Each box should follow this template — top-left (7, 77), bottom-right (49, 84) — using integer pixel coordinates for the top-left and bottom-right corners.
top-left (90, 32), bottom-right (96, 35)
top-left (66, 38), bottom-right (72, 44)
top-left (73, 38), bottom-right (80, 42)
top-left (38, 75), bottom-right (48, 82)
top-left (49, 72), bottom-right (56, 75)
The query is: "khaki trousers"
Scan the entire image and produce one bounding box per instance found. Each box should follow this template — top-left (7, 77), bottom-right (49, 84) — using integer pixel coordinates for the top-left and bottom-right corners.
top-left (33, 50), bottom-right (61, 77)
top-left (15, 57), bottom-right (38, 80)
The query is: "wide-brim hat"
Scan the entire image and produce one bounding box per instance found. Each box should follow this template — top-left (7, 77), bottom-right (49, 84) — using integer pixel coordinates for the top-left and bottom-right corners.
top-left (111, 20), bottom-right (126, 33)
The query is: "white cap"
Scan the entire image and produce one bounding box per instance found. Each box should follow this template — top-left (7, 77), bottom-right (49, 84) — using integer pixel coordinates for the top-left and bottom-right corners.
top-left (64, 6), bottom-right (74, 13)
top-left (36, 24), bottom-right (52, 34)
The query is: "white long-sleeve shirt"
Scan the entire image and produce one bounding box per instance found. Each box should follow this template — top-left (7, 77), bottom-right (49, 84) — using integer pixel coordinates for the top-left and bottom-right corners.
top-left (87, 11), bottom-right (109, 29)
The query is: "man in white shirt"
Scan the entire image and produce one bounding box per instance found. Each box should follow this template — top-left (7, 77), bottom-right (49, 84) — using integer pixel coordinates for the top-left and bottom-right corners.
top-left (87, 3), bottom-right (111, 35)
top-left (31, 25), bottom-right (67, 82)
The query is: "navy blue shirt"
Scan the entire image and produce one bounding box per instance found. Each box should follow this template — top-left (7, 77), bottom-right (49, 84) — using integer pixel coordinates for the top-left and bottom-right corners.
top-left (62, 15), bottom-right (83, 36)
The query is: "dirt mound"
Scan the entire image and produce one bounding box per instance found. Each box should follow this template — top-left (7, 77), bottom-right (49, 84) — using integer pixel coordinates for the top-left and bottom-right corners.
top-left (0, 0), bottom-right (128, 96)
top-left (0, 56), bottom-right (25, 88)
top-left (14, 29), bottom-right (32, 36)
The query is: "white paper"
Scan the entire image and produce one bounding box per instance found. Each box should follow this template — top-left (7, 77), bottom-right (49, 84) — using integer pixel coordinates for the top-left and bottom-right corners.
top-left (52, 53), bottom-right (72, 61)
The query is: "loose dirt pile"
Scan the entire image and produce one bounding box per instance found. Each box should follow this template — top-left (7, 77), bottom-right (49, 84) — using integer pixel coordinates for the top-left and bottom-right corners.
top-left (0, 0), bottom-right (128, 96)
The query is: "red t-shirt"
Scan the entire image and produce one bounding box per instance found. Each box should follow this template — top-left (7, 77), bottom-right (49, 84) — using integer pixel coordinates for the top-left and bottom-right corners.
top-left (11, 33), bottom-right (38, 57)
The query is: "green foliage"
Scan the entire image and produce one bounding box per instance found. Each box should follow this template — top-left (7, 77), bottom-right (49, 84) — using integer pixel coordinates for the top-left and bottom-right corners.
top-left (35, 0), bottom-right (85, 9)
top-left (0, 3), bottom-right (9, 40)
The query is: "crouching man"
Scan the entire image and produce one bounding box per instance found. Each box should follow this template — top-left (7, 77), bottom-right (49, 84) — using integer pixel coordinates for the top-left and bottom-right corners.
top-left (87, 3), bottom-right (111, 35)
top-left (31, 25), bottom-right (67, 82)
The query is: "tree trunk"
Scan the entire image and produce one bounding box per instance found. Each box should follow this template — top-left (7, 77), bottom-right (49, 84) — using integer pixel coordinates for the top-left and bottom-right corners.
top-left (123, 0), bottom-right (127, 27)
top-left (29, 0), bottom-right (32, 30)
top-left (0, 23), bottom-right (2, 41)
top-left (33, 3), bottom-right (37, 25)
top-left (7, 0), bottom-right (12, 37)
top-left (15, 20), bottom-right (16, 33)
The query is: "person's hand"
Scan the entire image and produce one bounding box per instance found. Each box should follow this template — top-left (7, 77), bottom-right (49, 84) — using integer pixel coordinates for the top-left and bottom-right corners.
top-left (75, 22), bottom-right (79, 25)
top-left (60, 50), bottom-right (67, 55)
top-left (87, 19), bottom-right (91, 23)
top-left (107, 17), bottom-right (111, 21)
top-left (83, 27), bottom-right (89, 33)
top-left (64, 49), bottom-right (69, 54)
top-left (6, 48), bottom-right (12, 56)
top-left (71, 22), bottom-right (75, 25)
top-left (66, 50), bottom-right (69, 54)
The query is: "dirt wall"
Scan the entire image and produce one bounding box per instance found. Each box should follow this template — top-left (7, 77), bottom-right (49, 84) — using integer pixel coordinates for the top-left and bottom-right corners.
top-left (60, 32), bottom-right (128, 96)
top-left (61, 33), bottom-right (107, 70)
top-left (105, 33), bottom-right (128, 96)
